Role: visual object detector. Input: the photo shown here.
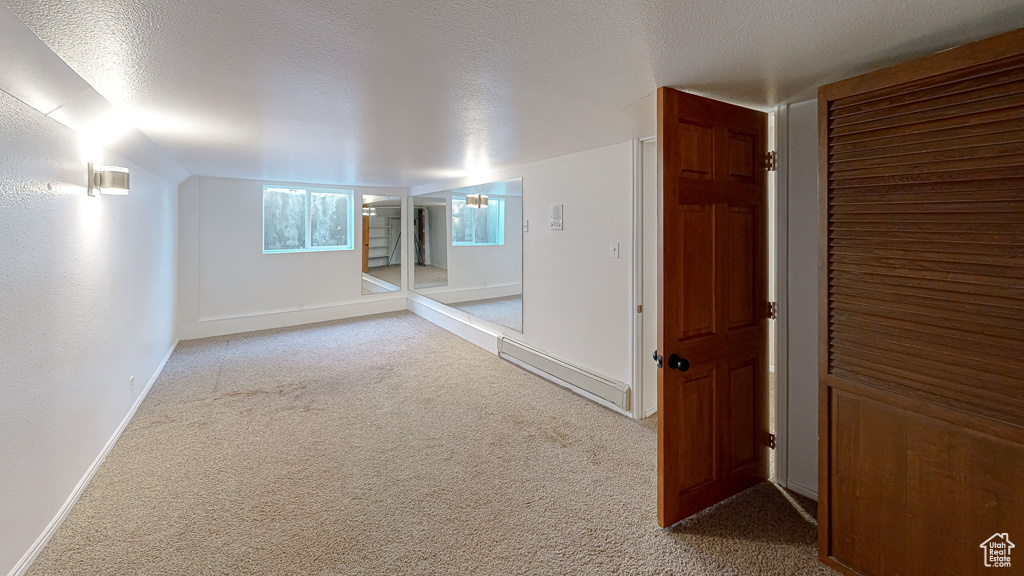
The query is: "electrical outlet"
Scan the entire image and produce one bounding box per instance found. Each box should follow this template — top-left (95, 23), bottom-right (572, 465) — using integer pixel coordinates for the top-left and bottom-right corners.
top-left (297, 303), bottom-right (305, 310)
top-left (523, 220), bottom-right (529, 232)
top-left (609, 242), bottom-right (619, 258)
top-left (129, 376), bottom-right (135, 393)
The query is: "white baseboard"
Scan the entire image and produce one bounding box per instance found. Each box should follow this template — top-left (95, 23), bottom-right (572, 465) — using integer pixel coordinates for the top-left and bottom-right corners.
top-left (501, 353), bottom-right (631, 417)
top-left (406, 293), bottom-right (501, 354)
top-left (7, 339), bottom-right (179, 576)
top-left (414, 283), bottom-right (521, 305)
top-left (498, 338), bottom-right (630, 413)
top-left (179, 297), bottom-right (406, 340)
top-left (786, 477), bottom-right (818, 501)
top-left (643, 406), bottom-right (657, 418)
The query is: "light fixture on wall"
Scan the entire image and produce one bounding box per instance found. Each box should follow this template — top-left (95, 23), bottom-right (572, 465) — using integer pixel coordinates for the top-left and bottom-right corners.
top-left (87, 163), bottom-right (130, 196)
top-left (466, 194), bottom-right (488, 208)
top-left (362, 206), bottom-right (376, 216)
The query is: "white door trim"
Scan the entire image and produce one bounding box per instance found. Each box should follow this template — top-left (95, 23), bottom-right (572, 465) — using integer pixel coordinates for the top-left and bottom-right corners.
top-left (631, 135), bottom-right (657, 420)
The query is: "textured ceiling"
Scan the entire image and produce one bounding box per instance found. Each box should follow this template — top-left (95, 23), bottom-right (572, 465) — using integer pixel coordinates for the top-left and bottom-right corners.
top-left (6, 0), bottom-right (1024, 187)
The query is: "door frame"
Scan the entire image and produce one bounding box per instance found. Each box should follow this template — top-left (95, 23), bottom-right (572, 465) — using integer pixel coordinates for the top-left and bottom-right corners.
top-left (631, 110), bottom-right (790, 488)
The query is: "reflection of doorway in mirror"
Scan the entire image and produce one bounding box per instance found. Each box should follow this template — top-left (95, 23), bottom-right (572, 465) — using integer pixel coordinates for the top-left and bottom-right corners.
top-left (412, 201), bottom-right (449, 290)
top-left (361, 195), bottom-right (403, 295)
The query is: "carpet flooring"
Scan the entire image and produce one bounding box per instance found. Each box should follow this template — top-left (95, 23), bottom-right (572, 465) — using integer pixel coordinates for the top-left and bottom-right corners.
top-left (450, 295), bottom-right (523, 332)
top-left (27, 312), bottom-right (836, 576)
top-left (413, 265), bottom-right (448, 289)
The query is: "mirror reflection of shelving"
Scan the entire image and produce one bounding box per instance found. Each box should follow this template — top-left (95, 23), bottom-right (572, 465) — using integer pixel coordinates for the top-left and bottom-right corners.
top-left (361, 196), bottom-right (402, 295)
top-left (367, 215), bottom-right (395, 268)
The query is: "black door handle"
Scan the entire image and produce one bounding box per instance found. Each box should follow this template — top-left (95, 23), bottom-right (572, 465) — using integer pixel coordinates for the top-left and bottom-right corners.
top-left (652, 350), bottom-right (663, 369)
top-left (667, 354), bottom-right (690, 372)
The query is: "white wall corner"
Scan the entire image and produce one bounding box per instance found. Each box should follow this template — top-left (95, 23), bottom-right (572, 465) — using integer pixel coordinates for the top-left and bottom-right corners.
top-left (406, 293), bottom-right (502, 355)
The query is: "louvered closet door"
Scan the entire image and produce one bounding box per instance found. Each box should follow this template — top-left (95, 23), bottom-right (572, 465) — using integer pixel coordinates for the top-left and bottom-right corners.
top-left (818, 29), bottom-right (1024, 576)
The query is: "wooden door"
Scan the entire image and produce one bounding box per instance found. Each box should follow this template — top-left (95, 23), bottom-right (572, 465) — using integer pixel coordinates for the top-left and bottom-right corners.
top-left (657, 87), bottom-right (770, 527)
top-left (818, 29), bottom-right (1024, 576)
top-left (362, 212), bottom-right (370, 273)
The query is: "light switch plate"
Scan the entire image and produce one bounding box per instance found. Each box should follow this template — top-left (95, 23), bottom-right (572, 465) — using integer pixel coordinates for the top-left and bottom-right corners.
top-left (609, 242), bottom-right (619, 258)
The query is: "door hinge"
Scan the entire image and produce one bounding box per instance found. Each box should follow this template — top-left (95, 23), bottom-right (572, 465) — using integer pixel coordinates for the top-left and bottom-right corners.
top-left (766, 433), bottom-right (777, 450)
top-left (767, 301), bottom-right (777, 320)
top-left (637, 304), bottom-right (643, 314)
top-left (765, 150), bottom-right (777, 172)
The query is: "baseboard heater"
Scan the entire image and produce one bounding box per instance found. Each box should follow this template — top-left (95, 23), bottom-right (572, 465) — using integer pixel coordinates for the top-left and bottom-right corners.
top-left (498, 337), bottom-right (630, 411)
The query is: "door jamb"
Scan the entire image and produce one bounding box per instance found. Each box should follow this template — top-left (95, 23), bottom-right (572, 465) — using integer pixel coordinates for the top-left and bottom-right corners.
top-left (772, 105), bottom-right (790, 489)
top-left (631, 136), bottom-right (656, 420)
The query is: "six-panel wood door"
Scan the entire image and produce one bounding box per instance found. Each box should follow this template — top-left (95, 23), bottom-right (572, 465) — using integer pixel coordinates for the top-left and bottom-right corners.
top-left (657, 87), bottom-right (770, 527)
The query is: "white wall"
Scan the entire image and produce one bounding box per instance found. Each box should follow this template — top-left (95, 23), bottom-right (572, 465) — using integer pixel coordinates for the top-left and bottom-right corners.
top-left (411, 141), bottom-right (634, 385)
top-left (784, 99), bottom-right (820, 499)
top-left (178, 176), bottom-right (408, 339)
top-left (0, 92), bottom-right (179, 576)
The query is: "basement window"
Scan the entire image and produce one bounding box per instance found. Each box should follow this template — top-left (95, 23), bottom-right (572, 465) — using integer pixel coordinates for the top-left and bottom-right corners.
top-left (452, 196), bottom-right (505, 246)
top-left (263, 186), bottom-right (355, 253)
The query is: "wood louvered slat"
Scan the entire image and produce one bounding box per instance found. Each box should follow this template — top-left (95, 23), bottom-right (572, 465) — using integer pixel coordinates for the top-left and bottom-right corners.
top-left (831, 72), bottom-right (1024, 126)
top-left (828, 312), bottom-right (1024, 362)
top-left (830, 52), bottom-right (1024, 114)
top-left (830, 274), bottom-right (1024, 307)
top-left (831, 195), bottom-right (1024, 212)
top-left (830, 268), bottom-right (1022, 298)
top-left (829, 365), bottom-right (1024, 426)
top-left (830, 237), bottom-right (1024, 258)
top-left (831, 165), bottom-right (1024, 188)
top-left (832, 152), bottom-right (1024, 179)
top-left (831, 107), bottom-right (1024, 150)
top-left (825, 50), bottom-right (1024, 427)
top-left (832, 93), bottom-right (1024, 137)
top-left (831, 291), bottom-right (1024, 331)
top-left (831, 129), bottom-right (1024, 163)
top-left (831, 328), bottom-right (1022, 377)
top-left (831, 299), bottom-right (1022, 339)
top-left (829, 345), bottom-right (1024, 404)
top-left (831, 117), bottom-right (1024, 155)
top-left (831, 141), bottom-right (1024, 172)
top-left (824, 177), bottom-right (1024, 196)
top-left (831, 212), bottom-right (1024, 227)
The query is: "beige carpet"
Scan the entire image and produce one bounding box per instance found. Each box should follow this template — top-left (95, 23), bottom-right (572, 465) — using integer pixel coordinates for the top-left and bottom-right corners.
top-left (27, 312), bottom-right (836, 576)
top-left (451, 295), bottom-right (523, 332)
top-left (413, 264), bottom-right (448, 289)
top-left (366, 264), bottom-right (401, 288)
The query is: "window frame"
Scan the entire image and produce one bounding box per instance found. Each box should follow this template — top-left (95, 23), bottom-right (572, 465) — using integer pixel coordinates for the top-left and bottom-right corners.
top-left (262, 185), bottom-right (355, 254)
top-left (451, 195), bottom-right (506, 247)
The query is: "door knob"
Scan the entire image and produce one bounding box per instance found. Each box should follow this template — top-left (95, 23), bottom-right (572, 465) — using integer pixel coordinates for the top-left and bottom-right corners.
top-left (652, 350), bottom-right (663, 369)
top-left (667, 354), bottom-right (690, 372)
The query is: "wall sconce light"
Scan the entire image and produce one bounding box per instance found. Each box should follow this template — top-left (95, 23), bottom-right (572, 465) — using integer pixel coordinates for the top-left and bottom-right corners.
top-left (466, 194), bottom-right (488, 208)
top-left (87, 163), bottom-right (130, 196)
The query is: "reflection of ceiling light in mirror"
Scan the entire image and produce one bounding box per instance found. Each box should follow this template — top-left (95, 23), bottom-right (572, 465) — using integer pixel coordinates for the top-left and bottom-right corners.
top-left (465, 194), bottom-right (489, 208)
